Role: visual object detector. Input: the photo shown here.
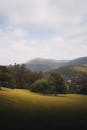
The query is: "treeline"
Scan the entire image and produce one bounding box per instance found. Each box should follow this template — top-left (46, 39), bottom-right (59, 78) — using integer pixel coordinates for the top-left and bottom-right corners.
top-left (0, 64), bottom-right (43, 89)
top-left (66, 72), bottom-right (87, 94)
top-left (0, 64), bottom-right (66, 94)
top-left (56, 66), bottom-right (87, 94)
top-left (0, 64), bottom-right (87, 94)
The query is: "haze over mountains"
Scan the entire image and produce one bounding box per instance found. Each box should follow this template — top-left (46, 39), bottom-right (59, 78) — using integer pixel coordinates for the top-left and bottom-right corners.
top-left (25, 57), bottom-right (87, 71)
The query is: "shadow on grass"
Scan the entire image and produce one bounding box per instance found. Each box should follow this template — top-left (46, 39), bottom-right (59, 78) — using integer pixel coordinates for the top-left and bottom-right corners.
top-left (0, 113), bottom-right (87, 129)
top-left (0, 108), bottom-right (87, 129)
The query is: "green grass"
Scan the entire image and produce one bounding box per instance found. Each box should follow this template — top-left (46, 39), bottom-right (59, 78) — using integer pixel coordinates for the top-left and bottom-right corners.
top-left (0, 87), bottom-right (87, 129)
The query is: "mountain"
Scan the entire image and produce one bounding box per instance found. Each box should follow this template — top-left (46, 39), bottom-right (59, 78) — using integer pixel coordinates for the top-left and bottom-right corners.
top-left (68, 57), bottom-right (87, 66)
top-left (25, 57), bottom-right (87, 72)
top-left (50, 65), bottom-right (87, 76)
top-left (25, 58), bottom-right (68, 71)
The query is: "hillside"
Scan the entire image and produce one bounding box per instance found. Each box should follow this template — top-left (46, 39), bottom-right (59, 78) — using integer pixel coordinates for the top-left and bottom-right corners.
top-left (47, 65), bottom-right (87, 79)
top-left (25, 57), bottom-right (69, 71)
top-left (46, 65), bottom-right (87, 93)
top-left (72, 66), bottom-right (87, 73)
top-left (68, 57), bottom-right (87, 66)
top-left (0, 87), bottom-right (87, 129)
top-left (25, 57), bottom-right (87, 72)
top-left (54, 65), bottom-right (87, 76)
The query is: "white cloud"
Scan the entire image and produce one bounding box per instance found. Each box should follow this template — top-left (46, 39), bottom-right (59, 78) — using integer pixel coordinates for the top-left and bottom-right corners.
top-left (0, 0), bottom-right (87, 64)
top-left (0, 0), bottom-right (86, 26)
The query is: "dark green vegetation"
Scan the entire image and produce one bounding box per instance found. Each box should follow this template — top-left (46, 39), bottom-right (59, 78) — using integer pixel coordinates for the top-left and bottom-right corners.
top-left (47, 65), bottom-right (87, 94)
top-left (0, 64), bottom-right (66, 94)
top-left (0, 64), bottom-right (43, 89)
top-left (0, 88), bottom-right (87, 129)
top-left (0, 57), bottom-right (87, 129)
top-left (0, 63), bottom-right (87, 94)
top-left (30, 72), bottom-right (66, 94)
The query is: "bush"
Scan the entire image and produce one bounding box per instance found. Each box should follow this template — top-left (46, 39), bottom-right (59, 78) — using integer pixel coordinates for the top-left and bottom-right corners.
top-left (30, 78), bottom-right (55, 94)
top-left (80, 85), bottom-right (87, 94)
top-left (30, 72), bottom-right (67, 94)
top-left (48, 72), bottom-right (66, 94)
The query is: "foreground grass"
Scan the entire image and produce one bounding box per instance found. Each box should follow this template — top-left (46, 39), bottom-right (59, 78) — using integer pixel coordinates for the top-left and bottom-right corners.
top-left (0, 87), bottom-right (87, 129)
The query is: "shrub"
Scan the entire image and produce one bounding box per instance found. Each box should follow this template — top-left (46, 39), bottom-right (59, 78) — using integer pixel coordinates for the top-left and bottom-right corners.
top-left (30, 72), bottom-right (67, 94)
top-left (30, 78), bottom-right (55, 94)
top-left (48, 72), bottom-right (66, 94)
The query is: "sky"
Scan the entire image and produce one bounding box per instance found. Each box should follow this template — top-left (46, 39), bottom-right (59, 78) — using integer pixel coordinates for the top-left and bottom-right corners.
top-left (0, 0), bottom-right (87, 65)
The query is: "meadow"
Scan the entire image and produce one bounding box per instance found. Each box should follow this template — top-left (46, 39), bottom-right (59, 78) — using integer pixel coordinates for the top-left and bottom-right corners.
top-left (0, 87), bottom-right (87, 129)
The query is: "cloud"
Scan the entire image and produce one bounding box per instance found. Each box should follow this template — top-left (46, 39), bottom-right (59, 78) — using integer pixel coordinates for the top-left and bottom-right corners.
top-left (0, 0), bottom-right (87, 64)
top-left (0, 0), bottom-right (86, 26)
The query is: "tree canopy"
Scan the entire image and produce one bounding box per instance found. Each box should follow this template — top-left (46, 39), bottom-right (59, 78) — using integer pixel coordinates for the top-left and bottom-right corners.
top-left (0, 64), bottom-right (87, 95)
top-left (30, 72), bottom-right (66, 94)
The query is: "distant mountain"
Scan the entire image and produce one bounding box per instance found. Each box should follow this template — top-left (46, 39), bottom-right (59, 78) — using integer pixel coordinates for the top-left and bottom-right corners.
top-left (68, 57), bottom-right (87, 66)
top-left (25, 58), bottom-right (68, 71)
top-left (25, 57), bottom-right (87, 72)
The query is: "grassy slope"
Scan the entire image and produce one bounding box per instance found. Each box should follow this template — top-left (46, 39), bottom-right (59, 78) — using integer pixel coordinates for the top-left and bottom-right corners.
top-left (59, 65), bottom-right (87, 73)
top-left (0, 87), bottom-right (87, 129)
top-left (45, 65), bottom-right (87, 77)
top-left (73, 66), bottom-right (87, 73)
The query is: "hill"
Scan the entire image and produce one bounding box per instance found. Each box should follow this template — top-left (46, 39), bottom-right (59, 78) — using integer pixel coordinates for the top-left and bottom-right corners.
top-left (25, 57), bottom-right (68, 71)
top-left (0, 87), bottom-right (87, 129)
top-left (25, 57), bottom-right (87, 71)
top-left (58, 65), bottom-right (87, 78)
top-left (53, 65), bottom-right (87, 74)
top-left (46, 65), bottom-right (87, 93)
top-left (68, 57), bottom-right (87, 66)
top-left (47, 65), bottom-right (87, 81)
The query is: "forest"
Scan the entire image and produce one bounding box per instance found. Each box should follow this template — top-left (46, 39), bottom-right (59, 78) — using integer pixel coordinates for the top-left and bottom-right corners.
top-left (0, 64), bottom-right (87, 94)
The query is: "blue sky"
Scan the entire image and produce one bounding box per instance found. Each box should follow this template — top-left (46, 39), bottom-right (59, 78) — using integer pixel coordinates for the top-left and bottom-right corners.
top-left (0, 0), bottom-right (87, 65)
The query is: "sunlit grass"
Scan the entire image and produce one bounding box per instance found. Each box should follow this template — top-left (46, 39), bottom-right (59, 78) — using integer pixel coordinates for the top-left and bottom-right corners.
top-left (0, 87), bottom-right (87, 128)
top-left (0, 87), bottom-right (87, 115)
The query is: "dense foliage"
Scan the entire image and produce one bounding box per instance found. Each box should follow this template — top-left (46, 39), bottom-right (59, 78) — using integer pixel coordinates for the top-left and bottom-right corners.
top-left (30, 72), bottom-right (66, 94)
top-left (0, 64), bottom-right (87, 94)
top-left (30, 78), bottom-right (55, 94)
top-left (0, 64), bottom-right (43, 89)
top-left (48, 72), bottom-right (66, 94)
top-left (50, 66), bottom-right (87, 94)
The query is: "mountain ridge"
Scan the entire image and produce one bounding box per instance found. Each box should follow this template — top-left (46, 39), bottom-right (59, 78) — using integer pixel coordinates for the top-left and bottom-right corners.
top-left (25, 56), bottom-right (87, 71)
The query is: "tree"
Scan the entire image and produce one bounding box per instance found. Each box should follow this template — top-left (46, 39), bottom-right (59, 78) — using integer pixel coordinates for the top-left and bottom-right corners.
top-left (0, 65), bottom-right (66, 94)
top-left (78, 73), bottom-right (87, 94)
top-left (30, 72), bottom-right (67, 94)
top-left (30, 78), bottom-right (55, 95)
top-left (0, 66), bottom-right (15, 88)
top-left (48, 72), bottom-right (66, 94)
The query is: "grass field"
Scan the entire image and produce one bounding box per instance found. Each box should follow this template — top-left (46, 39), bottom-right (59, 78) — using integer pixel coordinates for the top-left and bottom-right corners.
top-left (0, 87), bottom-right (87, 129)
